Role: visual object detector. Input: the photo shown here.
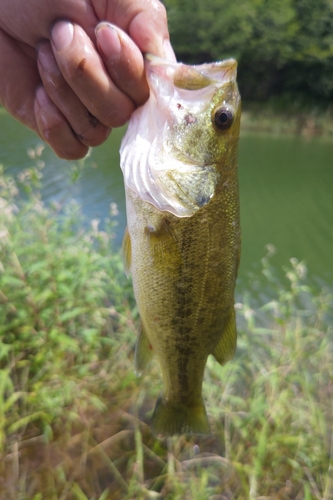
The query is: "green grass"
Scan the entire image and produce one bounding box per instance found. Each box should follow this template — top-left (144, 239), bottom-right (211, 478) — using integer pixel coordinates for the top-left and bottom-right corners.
top-left (0, 151), bottom-right (332, 499)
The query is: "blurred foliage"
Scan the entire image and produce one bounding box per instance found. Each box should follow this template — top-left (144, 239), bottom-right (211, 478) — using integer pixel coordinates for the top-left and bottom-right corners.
top-left (164, 0), bottom-right (333, 105)
top-left (0, 153), bottom-right (137, 447)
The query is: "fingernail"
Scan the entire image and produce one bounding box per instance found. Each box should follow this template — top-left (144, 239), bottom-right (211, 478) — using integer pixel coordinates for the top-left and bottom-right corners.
top-left (163, 40), bottom-right (177, 62)
top-left (36, 86), bottom-right (50, 107)
top-left (96, 22), bottom-right (121, 60)
top-left (52, 20), bottom-right (74, 51)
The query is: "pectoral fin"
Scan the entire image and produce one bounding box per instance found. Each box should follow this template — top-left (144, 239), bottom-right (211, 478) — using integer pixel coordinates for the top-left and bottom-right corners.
top-left (212, 308), bottom-right (237, 365)
top-left (122, 227), bottom-right (131, 278)
top-left (135, 323), bottom-right (154, 376)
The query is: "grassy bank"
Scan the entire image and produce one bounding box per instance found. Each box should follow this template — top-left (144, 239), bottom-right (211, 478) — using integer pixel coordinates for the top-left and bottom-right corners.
top-left (0, 153), bottom-right (332, 499)
top-left (241, 101), bottom-right (333, 139)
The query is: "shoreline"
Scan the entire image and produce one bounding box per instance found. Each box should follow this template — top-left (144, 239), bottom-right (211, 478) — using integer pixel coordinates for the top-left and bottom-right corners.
top-left (240, 104), bottom-right (333, 140)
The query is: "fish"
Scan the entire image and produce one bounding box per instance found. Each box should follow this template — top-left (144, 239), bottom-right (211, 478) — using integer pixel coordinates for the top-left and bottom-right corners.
top-left (120, 55), bottom-right (241, 436)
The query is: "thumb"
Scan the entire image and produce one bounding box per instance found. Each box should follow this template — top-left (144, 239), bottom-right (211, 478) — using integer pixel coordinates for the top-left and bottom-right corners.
top-left (129, 4), bottom-right (176, 61)
top-left (97, 0), bottom-right (176, 61)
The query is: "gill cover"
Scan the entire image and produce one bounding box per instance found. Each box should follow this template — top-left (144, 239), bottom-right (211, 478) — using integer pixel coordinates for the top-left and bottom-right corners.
top-left (120, 56), bottom-right (239, 217)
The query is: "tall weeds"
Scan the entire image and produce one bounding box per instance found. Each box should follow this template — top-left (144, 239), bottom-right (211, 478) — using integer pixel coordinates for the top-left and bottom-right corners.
top-left (0, 151), bottom-right (332, 499)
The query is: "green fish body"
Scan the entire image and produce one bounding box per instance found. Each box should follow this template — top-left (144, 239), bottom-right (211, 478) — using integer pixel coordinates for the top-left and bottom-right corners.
top-left (120, 56), bottom-right (241, 436)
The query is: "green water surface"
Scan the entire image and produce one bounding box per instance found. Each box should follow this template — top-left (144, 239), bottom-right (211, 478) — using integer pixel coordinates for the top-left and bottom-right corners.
top-left (0, 109), bottom-right (332, 283)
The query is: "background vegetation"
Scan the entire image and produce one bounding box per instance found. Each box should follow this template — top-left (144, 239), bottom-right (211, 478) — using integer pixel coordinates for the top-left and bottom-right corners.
top-left (1, 151), bottom-right (332, 499)
top-left (164, 0), bottom-right (333, 107)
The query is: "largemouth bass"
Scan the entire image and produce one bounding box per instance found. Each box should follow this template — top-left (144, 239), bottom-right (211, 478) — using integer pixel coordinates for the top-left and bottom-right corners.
top-left (120, 55), bottom-right (241, 436)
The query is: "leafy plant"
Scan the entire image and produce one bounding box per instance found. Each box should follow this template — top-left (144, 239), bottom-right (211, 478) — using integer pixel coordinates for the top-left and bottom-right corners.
top-left (0, 153), bottom-right (332, 499)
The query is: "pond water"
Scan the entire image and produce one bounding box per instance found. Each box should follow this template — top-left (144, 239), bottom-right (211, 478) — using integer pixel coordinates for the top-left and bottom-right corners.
top-left (1, 108), bottom-right (332, 285)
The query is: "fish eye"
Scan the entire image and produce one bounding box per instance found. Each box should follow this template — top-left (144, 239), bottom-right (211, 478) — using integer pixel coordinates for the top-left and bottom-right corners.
top-left (213, 106), bottom-right (234, 130)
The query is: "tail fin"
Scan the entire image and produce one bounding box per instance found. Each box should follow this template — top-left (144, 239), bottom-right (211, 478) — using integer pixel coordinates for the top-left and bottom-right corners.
top-left (151, 397), bottom-right (211, 436)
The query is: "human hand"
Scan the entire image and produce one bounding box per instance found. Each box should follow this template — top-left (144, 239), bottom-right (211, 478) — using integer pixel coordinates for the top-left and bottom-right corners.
top-left (0, 0), bottom-right (175, 159)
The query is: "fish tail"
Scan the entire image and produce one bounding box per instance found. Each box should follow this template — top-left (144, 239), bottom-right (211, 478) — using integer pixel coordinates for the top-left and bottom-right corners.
top-left (151, 396), bottom-right (211, 436)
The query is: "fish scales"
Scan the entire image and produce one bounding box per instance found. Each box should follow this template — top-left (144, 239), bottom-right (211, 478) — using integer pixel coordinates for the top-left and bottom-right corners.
top-left (120, 55), bottom-right (241, 436)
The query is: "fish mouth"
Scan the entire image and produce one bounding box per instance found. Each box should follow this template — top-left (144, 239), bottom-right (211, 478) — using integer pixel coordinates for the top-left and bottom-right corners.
top-left (145, 54), bottom-right (237, 90)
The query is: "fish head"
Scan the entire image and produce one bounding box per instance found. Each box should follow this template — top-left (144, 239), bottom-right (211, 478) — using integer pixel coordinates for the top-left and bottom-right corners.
top-left (120, 56), bottom-right (241, 217)
top-left (147, 56), bottom-right (241, 167)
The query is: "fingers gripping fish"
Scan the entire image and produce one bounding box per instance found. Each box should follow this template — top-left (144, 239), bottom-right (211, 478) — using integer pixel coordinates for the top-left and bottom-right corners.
top-left (120, 55), bottom-right (241, 436)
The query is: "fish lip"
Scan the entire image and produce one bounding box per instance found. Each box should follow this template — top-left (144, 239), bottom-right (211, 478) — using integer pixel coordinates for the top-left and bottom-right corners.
top-left (145, 54), bottom-right (238, 89)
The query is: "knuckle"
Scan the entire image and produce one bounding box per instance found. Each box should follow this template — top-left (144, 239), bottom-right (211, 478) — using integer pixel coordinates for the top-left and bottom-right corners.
top-left (43, 73), bottom-right (68, 95)
top-left (150, 0), bottom-right (167, 22)
top-left (46, 126), bottom-right (88, 159)
top-left (99, 103), bottom-right (134, 128)
top-left (39, 118), bottom-right (64, 142)
top-left (75, 127), bottom-right (110, 148)
top-left (56, 38), bottom-right (96, 86)
top-left (71, 111), bottom-right (110, 146)
top-left (35, 91), bottom-right (88, 159)
top-left (157, 0), bottom-right (167, 19)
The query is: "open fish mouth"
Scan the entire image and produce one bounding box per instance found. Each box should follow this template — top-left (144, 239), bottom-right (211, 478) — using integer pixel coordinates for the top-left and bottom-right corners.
top-left (146, 54), bottom-right (238, 90)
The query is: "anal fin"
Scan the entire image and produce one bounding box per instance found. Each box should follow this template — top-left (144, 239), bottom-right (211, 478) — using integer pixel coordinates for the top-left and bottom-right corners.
top-left (135, 323), bottom-right (153, 376)
top-left (212, 308), bottom-right (237, 365)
